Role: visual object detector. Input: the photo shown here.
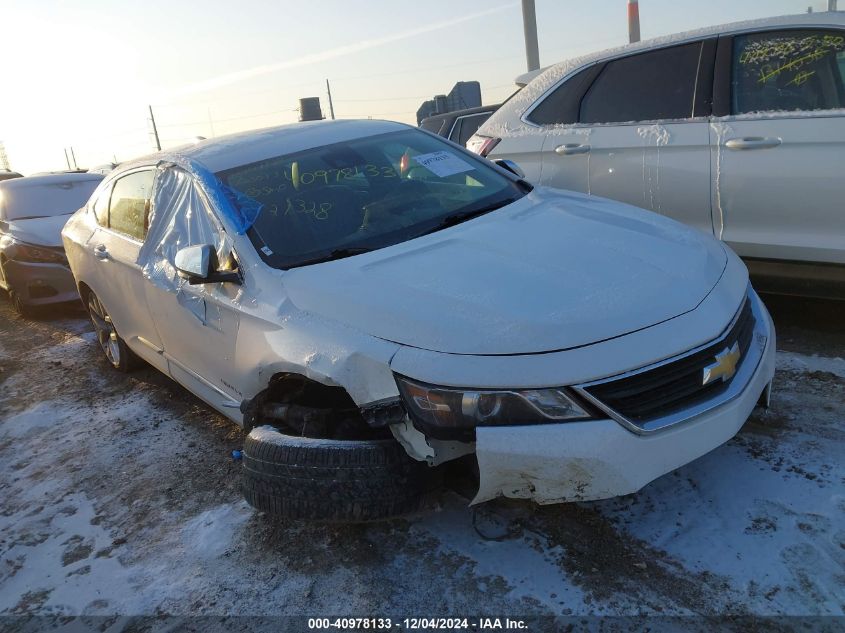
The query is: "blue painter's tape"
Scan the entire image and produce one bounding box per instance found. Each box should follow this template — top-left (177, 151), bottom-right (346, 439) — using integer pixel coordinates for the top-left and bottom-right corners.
top-left (219, 184), bottom-right (264, 232)
top-left (160, 155), bottom-right (263, 235)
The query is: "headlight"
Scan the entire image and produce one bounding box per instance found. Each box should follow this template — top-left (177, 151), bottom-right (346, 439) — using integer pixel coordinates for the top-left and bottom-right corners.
top-left (12, 242), bottom-right (67, 265)
top-left (395, 375), bottom-right (593, 440)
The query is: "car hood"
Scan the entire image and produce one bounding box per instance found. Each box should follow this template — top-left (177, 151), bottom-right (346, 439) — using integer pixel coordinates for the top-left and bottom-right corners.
top-left (282, 188), bottom-right (727, 355)
top-left (6, 215), bottom-right (71, 247)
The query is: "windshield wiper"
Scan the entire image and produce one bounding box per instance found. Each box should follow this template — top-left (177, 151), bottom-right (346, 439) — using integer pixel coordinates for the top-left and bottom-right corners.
top-left (286, 247), bottom-right (373, 269)
top-left (421, 199), bottom-right (513, 237)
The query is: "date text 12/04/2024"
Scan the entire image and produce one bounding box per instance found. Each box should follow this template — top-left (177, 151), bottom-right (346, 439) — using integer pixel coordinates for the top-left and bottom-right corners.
top-left (307, 618), bottom-right (529, 630)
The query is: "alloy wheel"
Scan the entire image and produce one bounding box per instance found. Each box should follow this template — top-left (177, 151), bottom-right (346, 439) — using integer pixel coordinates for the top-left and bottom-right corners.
top-left (87, 293), bottom-right (121, 367)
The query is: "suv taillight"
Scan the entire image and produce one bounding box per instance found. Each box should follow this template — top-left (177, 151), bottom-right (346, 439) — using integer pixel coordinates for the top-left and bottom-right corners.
top-left (466, 135), bottom-right (501, 158)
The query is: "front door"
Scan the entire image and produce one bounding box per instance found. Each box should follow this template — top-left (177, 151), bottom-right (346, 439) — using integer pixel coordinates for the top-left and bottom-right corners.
top-left (578, 40), bottom-right (715, 236)
top-left (140, 166), bottom-right (243, 418)
top-left (712, 28), bottom-right (845, 266)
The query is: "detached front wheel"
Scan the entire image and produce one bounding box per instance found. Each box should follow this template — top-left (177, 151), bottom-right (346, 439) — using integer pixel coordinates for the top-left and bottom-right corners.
top-left (85, 290), bottom-right (139, 372)
top-left (242, 426), bottom-right (442, 522)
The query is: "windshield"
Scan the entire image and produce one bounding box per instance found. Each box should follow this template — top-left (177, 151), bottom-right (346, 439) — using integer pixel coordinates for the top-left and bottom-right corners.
top-left (0, 178), bottom-right (101, 221)
top-left (215, 129), bottom-right (526, 269)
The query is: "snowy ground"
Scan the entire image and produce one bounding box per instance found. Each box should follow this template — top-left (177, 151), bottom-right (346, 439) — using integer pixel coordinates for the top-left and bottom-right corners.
top-left (0, 294), bottom-right (843, 624)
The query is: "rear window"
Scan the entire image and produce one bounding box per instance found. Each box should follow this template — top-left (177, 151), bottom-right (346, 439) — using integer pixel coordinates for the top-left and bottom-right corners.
top-left (216, 129), bottom-right (525, 269)
top-left (108, 170), bottom-right (155, 241)
top-left (580, 42), bottom-right (702, 124)
top-left (527, 64), bottom-right (604, 125)
top-left (0, 178), bottom-right (101, 221)
top-left (419, 118), bottom-right (445, 134)
top-left (451, 113), bottom-right (493, 145)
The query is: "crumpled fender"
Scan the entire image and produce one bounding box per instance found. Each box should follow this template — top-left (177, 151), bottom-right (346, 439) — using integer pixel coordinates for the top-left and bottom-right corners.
top-left (234, 298), bottom-right (402, 407)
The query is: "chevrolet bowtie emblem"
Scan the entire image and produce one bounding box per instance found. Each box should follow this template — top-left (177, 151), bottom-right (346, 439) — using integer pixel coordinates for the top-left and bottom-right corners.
top-left (702, 342), bottom-right (741, 386)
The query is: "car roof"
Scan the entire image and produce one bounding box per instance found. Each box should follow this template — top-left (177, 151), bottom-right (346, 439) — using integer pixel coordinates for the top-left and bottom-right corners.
top-left (118, 119), bottom-right (409, 174)
top-left (540, 11), bottom-right (845, 84)
top-left (0, 171), bottom-right (103, 190)
top-left (480, 11), bottom-right (845, 136)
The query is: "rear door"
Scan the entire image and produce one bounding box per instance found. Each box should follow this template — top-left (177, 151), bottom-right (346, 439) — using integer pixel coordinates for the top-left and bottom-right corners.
top-left (574, 40), bottom-right (715, 235)
top-left (711, 28), bottom-right (845, 266)
top-left (519, 63), bottom-right (605, 193)
top-left (85, 168), bottom-right (166, 371)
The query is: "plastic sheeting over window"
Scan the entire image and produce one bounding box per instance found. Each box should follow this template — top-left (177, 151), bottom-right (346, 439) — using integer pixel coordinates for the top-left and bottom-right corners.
top-left (138, 163), bottom-right (241, 322)
top-left (139, 165), bottom-right (227, 286)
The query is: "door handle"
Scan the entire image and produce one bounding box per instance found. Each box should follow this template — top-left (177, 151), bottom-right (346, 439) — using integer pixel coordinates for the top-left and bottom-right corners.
top-left (555, 143), bottom-right (591, 155)
top-left (94, 244), bottom-right (110, 260)
top-left (724, 137), bottom-right (781, 150)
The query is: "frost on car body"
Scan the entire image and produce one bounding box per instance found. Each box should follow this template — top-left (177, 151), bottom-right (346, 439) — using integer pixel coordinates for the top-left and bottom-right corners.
top-left (62, 119), bottom-right (775, 520)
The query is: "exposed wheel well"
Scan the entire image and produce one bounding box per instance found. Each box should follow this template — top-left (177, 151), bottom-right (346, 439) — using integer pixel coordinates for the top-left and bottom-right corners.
top-left (77, 281), bottom-right (92, 302)
top-left (243, 372), bottom-right (390, 441)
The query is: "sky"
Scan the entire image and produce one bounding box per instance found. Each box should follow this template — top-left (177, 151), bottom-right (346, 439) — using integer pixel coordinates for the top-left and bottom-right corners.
top-left (0, 0), bottom-right (835, 174)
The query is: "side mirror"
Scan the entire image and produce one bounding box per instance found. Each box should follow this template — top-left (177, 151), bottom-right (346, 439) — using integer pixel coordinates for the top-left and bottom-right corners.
top-left (494, 159), bottom-right (526, 179)
top-left (175, 244), bottom-right (241, 285)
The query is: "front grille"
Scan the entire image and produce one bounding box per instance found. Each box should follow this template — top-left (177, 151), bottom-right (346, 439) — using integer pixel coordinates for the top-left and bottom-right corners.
top-left (584, 296), bottom-right (755, 425)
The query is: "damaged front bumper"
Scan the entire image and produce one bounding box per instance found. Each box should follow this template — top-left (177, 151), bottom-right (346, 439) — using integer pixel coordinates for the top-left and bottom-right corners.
top-left (3, 259), bottom-right (79, 306)
top-left (471, 291), bottom-right (776, 505)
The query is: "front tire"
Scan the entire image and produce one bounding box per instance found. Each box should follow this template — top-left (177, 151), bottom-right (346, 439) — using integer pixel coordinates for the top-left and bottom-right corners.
top-left (242, 426), bottom-right (442, 522)
top-left (85, 290), bottom-right (139, 372)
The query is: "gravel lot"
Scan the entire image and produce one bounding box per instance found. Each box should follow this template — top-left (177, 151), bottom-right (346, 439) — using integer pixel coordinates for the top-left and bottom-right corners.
top-left (0, 293), bottom-right (843, 624)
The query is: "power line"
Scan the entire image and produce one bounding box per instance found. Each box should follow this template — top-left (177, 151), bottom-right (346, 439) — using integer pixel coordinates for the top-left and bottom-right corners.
top-left (333, 94), bottom-right (432, 103)
top-left (149, 53), bottom-right (524, 113)
top-left (155, 108), bottom-right (287, 129)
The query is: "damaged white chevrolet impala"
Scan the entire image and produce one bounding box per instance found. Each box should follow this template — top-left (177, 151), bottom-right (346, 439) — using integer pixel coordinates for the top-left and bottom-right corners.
top-left (62, 120), bottom-right (775, 521)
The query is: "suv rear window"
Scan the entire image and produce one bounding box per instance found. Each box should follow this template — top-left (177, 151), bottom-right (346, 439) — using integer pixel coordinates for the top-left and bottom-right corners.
top-left (731, 30), bottom-right (845, 114)
top-left (451, 113), bottom-right (493, 145)
top-left (580, 42), bottom-right (702, 124)
top-left (527, 64), bottom-right (604, 125)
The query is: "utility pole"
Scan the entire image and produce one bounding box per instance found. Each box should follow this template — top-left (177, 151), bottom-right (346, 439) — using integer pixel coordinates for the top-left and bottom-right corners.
top-left (0, 142), bottom-right (10, 171)
top-left (521, 0), bottom-right (540, 71)
top-left (829, 0), bottom-right (838, 11)
top-left (628, 0), bottom-right (641, 43)
top-left (148, 105), bottom-right (162, 151)
top-left (64, 149), bottom-right (71, 170)
top-left (326, 79), bottom-right (336, 120)
top-left (69, 147), bottom-right (78, 170)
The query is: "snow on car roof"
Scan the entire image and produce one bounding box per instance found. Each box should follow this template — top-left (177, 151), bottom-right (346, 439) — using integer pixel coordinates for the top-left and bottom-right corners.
top-left (482, 11), bottom-right (845, 138)
top-left (120, 119), bottom-right (409, 174)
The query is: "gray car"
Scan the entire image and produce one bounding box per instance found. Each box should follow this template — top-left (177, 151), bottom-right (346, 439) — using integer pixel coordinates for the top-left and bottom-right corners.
top-left (0, 173), bottom-right (102, 315)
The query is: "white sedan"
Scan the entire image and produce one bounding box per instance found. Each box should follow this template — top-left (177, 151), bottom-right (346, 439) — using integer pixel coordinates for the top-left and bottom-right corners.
top-left (62, 120), bottom-right (775, 521)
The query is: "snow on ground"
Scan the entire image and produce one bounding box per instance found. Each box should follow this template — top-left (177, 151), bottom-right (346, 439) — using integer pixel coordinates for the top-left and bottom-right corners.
top-left (0, 296), bottom-right (843, 621)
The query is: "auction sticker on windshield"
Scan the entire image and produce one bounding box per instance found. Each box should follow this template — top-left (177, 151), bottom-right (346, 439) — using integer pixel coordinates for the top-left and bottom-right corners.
top-left (412, 151), bottom-right (474, 177)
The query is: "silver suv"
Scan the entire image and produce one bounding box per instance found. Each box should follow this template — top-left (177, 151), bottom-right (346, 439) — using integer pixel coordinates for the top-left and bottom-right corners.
top-left (469, 12), bottom-right (845, 299)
